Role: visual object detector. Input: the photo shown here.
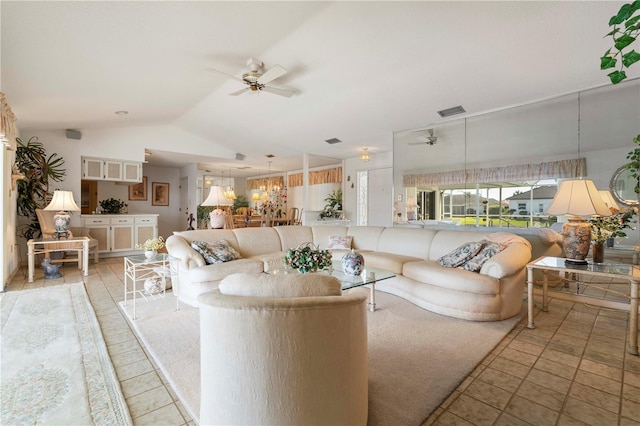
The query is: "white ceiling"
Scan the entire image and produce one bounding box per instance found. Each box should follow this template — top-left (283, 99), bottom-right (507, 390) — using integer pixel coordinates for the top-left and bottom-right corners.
top-left (1, 1), bottom-right (635, 176)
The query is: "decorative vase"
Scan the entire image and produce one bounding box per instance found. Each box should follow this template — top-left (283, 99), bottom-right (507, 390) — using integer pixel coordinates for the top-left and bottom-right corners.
top-left (591, 242), bottom-right (605, 263)
top-left (144, 250), bottom-right (157, 259)
top-left (342, 249), bottom-right (364, 276)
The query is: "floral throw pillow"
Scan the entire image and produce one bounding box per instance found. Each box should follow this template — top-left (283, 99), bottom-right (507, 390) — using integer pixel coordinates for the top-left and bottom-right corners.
top-left (437, 241), bottom-right (484, 268)
top-left (328, 235), bottom-right (352, 250)
top-left (461, 240), bottom-right (506, 272)
top-left (210, 239), bottom-right (243, 262)
top-left (191, 241), bottom-right (223, 265)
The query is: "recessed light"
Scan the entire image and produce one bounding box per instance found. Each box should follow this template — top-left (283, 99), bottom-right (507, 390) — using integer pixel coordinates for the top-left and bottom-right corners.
top-left (115, 110), bottom-right (129, 116)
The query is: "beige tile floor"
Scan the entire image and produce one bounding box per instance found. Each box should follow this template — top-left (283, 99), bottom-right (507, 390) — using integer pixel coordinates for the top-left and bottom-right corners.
top-left (7, 257), bottom-right (640, 426)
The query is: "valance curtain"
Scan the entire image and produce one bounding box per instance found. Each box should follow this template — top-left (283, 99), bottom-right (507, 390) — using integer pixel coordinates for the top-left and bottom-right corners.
top-left (402, 158), bottom-right (586, 188)
top-left (288, 167), bottom-right (343, 188)
top-left (1, 92), bottom-right (17, 149)
top-left (247, 176), bottom-right (285, 191)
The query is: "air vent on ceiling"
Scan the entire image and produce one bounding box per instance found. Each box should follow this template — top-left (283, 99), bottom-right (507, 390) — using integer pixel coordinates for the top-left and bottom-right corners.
top-left (235, 153), bottom-right (246, 161)
top-left (265, 154), bottom-right (275, 158)
top-left (325, 138), bottom-right (342, 144)
top-left (437, 105), bottom-right (466, 118)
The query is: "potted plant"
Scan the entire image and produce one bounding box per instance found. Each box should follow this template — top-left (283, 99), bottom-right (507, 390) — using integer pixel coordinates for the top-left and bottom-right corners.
top-left (319, 189), bottom-right (342, 219)
top-left (284, 242), bottom-right (332, 273)
top-left (136, 236), bottom-right (165, 258)
top-left (99, 198), bottom-right (127, 214)
top-left (14, 136), bottom-right (66, 240)
top-left (625, 134), bottom-right (640, 195)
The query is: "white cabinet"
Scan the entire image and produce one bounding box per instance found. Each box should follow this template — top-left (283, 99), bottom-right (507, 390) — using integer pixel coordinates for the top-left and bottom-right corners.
top-left (82, 214), bottom-right (158, 255)
top-left (82, 157), bottom-right (142, 182)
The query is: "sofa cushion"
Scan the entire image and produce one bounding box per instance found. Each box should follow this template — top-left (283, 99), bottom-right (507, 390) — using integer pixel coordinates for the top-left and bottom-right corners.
top-left (403, 260), bottom-right (500, 295)
top-left (461, 240), bottom-right (506, 272)
top-left (437, 241), bottom-right (484, 268)
top-left (312, 226), bottom-right (348, 249)
top-left (219, 273), bottom-right (342, 298)
top-left (191, 241), bottom-right (223, 265)
top-left (361, 251), bottom-right (423, 275)
top-left (232, 227), bottom-right (283, 257)
top-left (189, 259), bottom-right (265, 284)
top-left (328, 235), bottom-right (352, 250)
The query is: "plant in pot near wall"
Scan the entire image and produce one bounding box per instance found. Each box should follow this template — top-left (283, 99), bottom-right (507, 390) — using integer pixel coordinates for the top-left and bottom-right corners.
top-left (15, 136), bottom-right (66, 240)
top-left (319, 189), bottom-right (342, 219)
top-left (99, 198), bottom-right (127, 214)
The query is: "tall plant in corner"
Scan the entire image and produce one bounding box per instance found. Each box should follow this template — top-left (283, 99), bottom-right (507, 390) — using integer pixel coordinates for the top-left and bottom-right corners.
top-left (601, 0), bottom-right (640, 84)
top-left (15, 136), bottom-right (66, 240)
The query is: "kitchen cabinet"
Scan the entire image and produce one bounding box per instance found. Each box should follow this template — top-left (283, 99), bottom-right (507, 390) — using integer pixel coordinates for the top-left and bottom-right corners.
top-left (81, 214), bottom-right (158, 255)
top-left (82, 157), bottom-right (142, 182)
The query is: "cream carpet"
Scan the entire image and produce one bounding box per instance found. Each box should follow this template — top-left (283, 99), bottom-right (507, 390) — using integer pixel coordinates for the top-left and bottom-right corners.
top-left (121, 291), bottom-right (524, 425)
top-left (1, 283), bottom-right (132, 425)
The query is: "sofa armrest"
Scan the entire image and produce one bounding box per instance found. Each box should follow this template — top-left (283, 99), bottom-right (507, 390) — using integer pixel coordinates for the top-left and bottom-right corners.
top-left (166, 235), bottom-right (205, 269)
top-left (480, 242), bottom-right (531, 279)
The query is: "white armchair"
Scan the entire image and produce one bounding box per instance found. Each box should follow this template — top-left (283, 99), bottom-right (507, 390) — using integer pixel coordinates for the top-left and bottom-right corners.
top-left (198, 273), bottom-right (369, 425)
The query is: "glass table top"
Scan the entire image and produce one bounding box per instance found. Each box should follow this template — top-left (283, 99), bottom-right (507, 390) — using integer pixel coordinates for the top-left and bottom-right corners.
top-left (266, 261), bottom-right (396, 290)
top-left (529, 256), bottom-right (640, 279)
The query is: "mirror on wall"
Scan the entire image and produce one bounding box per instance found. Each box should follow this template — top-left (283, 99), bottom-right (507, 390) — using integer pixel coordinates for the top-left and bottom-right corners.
top-left (610, 166), bottom-right (639, 207)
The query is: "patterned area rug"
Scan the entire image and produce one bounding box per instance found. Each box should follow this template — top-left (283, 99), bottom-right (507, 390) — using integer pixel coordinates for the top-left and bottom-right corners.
top-left (1, 283), bottom-right (131, 425)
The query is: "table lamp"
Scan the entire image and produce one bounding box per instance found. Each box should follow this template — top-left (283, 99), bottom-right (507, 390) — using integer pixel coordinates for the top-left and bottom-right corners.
top-left (251, 192), bottom-right (260, 209)
top-left (546, 179), bottom-right (611, 264)
top-left (201, 186), bottom-right (233, 207)
top-left (406, 196), bottom-right (418, 221)
top-left (44, 190), bottom-right (80, 239)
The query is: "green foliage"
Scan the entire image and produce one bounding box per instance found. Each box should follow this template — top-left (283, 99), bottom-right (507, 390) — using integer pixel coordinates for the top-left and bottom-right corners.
top-left (15, 136), bottom-right (66, 240)
top-left (601, 0), bottom-right (640, 84)
top-left (319, 189), bottom-right (342, 219)
top-left (625, 134), bottom-right (640, 194)
top-left (197, 206), bottom-right (215, 228)
top-left (233, 195), bottom-right (249, 211)
top-left (99, 198), bottom-right (127, 214)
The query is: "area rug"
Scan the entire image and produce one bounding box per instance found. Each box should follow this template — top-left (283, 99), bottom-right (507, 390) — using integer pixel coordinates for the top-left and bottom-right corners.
top-left (120, 291), bottom-right (524, 425)
top-left (1, 283), bottom-right (132, 425)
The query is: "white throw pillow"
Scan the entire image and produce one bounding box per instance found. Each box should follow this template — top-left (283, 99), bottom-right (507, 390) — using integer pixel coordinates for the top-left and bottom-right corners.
top-left (328, 235), bottom-right (352, 250)
top-left (220, 273), bottom-right (342, 298)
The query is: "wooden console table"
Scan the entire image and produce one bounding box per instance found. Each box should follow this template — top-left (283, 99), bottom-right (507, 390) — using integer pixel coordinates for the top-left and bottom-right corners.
top-left (526, 256), bottom-right (639, 355)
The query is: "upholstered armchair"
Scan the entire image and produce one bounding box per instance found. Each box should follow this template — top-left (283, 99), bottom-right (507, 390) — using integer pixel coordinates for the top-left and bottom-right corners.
top-left (35, 209), bottom-right (99, 263)
top-left (198, 273), bottom-right (369, 425)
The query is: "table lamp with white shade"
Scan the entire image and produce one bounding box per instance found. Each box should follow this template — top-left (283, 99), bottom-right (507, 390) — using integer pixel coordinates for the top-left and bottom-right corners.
top-left (545, 179), bottom-right (611, 264)
top-left (44, 190), bottom-right (80, 239)
top-left (201, 186), bottom-right (232, 229)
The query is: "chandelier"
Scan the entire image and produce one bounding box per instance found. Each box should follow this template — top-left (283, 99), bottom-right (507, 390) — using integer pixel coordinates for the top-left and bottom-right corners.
top-left (360, 148), bottom-right (370, 162)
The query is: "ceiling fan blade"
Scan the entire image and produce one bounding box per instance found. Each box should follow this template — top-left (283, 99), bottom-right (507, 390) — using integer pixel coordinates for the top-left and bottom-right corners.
top-left (229, 87), bottom-right (250, 96)
top-left (206, 67), bottom-right (244, 82)
top-left (261, 86), bottom-right (295, 98)
top-left (257, 65), bottom-right (287, 85)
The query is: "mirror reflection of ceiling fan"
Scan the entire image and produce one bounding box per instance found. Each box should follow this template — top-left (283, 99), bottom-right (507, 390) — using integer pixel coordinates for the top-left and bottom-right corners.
top-left (206, 57), bottom-right (295, 97)
top-left (409, 129), bottom-right (438, 146)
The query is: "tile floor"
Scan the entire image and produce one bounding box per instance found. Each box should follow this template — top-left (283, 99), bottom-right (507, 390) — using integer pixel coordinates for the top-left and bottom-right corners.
top-left (6, 257), bottom-right (640, 426)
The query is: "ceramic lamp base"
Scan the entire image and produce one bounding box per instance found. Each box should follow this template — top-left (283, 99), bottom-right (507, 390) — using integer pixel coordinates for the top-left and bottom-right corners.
top-left (561, 218), bottom-right (591, 263)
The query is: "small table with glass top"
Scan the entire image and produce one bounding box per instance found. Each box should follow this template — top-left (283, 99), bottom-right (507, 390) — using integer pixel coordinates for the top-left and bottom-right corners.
top-left (267, 262), bottom-right (396, 312)
top-left (526, 256), bottom-right (639, 355)
top-left (124, 253), bottom-right (178, 320)
top-left (27, 236), bottom-right (90, 282)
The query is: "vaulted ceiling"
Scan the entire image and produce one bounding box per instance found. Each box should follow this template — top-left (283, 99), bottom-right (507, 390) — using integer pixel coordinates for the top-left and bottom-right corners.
top-left (1, 1), bottom-right (634, 173)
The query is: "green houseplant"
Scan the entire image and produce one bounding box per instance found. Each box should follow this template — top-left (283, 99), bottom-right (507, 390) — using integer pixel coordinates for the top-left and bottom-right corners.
top-left (600, 0), bottom-right (640, 84)
top-left (319, 189), bottom-right (342, 219)
top-left (15, 136), bottom-right (66, 240)
top-left (99, 198), bottom-right (127, 214)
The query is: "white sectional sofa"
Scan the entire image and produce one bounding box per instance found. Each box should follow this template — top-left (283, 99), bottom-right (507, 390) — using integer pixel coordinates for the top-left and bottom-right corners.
top-left (166, 225), bottom-right (556, 321)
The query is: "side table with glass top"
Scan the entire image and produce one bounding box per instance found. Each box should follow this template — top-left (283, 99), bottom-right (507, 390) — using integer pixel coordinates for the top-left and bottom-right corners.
top-left (266, 261), bottom-right (396, 312)
top-left (124, 253), bottom-right (179, 319)
top-left (526, 256), bottom-right (639, 355)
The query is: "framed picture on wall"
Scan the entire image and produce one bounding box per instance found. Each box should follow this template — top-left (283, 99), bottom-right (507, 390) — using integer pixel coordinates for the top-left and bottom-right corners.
top-left (129, 176), bottom-right (148, 201)
top-left (152, 182), bottom-right (170, 206)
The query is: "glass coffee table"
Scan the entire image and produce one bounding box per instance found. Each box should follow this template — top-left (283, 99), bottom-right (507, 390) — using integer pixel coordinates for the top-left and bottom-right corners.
top-left (267, 261), bottom-right (396, 312)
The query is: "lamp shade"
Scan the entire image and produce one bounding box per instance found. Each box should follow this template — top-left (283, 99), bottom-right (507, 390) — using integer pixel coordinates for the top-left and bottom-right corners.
top-left (545, 179), bottom-right (611, 217)
top-left (44, 190), bottom-right (80, 212)
top-left (598, 190), bottom-right (618, 210)
top-left (201, 186), bottom-right (233, 207)
top-left (251, 192), bottom-right (261, 201)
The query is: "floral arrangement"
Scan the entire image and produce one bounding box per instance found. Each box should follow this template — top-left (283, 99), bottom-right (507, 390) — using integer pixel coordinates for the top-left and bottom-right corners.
top-left (284, 242), bottom-right (333, 273)
top-left (136, 236), bottom-right (165, 251)
top-left (260, 201), bottom-right (276, 216)
top-left (588, 207), bottom-right (636, 243)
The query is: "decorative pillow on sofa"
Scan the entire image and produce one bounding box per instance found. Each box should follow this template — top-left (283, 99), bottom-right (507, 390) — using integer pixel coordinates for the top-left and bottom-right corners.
top-left (209, 239), bottom-right (242, 262)
top-left (328, 235), bottom-right (352, 250)
top-left (461, 240), bottom-right (506, 272)
top-left (191, 241), bottom-right (223, 265)
top-left (437, 241), bottom-right (484, 268)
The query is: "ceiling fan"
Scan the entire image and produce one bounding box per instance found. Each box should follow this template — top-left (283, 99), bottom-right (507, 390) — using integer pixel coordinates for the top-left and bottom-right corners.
top-left (206, 57), bottom-right (295, 98)
top-left (409, 129), bottom-right (438, 146)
